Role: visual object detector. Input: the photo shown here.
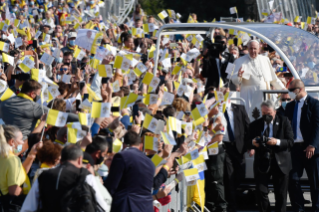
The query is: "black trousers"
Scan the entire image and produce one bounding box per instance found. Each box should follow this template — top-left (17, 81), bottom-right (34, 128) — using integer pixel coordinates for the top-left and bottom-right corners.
top-left (224, 142), bottom-right (245, 211)
top-left (205, 145), bottom-right (227, 212)
top-left (288, 143), bottom-right (319, 212)
top-left (254, 157), bottom-right (289, 212)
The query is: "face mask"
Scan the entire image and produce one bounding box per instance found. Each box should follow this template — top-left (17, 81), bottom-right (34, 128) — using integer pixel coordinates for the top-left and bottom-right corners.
top-left (221, 57), bottom-right (226, 64)
top-left (33, 95), bottom-right (40, 102)
top-left (69, 40), bottom-right (75, 46)
top-left (39, 8), bottom-right (44, 12)
top-left (95, 154), bottom-right (105, 165)
top-left (288, 91), bottom-right (296, 99)
top-left (39, 42), bottom-right (44, 46)
top-left (90, 0), bottom-right (94, 4)
top-left (12, 8), bottom-right (17, 12)
top-left (308, 61), bottom-right (316, 69)
top-left (281, 101), bottom-right (288, 110)
top-left (14, 144), bottom-right (23, 154)
top-left (262, 114), bottom-right (273, 124)
top-left (55, 57), bottom-right (63, 63)
top-left (30, 2), bottom-right (34, 5)
top-left (232, 54), bottom-right (237, 59)
top-left (15, 3), bottom-right (19, 6)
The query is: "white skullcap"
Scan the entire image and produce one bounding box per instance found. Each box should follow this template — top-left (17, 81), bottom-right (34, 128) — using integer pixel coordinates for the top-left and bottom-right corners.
top-left (247, 39), bottom-right (260, 47)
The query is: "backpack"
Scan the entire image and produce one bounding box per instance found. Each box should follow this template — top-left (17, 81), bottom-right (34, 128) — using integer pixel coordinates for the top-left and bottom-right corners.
top-left (60, 168), bottom-right (101, 212)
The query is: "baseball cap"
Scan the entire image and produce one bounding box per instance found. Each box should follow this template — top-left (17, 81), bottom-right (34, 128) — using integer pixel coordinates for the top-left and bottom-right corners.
top-left (82, 152), bottom-right (95, 167)
top-left (68, 32), bottom-right (77, 39)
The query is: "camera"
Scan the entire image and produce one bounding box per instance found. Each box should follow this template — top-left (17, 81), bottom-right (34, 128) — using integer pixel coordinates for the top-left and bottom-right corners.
top-left (255, 135), bottom-right (270, 145)
top-left (203, 37), bottom-right (224, 58)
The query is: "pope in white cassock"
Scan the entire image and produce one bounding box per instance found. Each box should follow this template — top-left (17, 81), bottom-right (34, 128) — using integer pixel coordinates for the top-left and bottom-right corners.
top-left (231, 40), bottom-right (285, 121)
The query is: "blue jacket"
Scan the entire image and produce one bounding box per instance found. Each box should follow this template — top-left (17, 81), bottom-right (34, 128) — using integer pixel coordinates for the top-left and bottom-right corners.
top-left (285, 95), bottom-right (319, 154)
top-left (105, 147), bottom-right (155, 212)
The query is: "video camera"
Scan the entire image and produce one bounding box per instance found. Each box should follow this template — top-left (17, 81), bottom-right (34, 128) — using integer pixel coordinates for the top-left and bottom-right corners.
top-left (255, 134), bottom-right (270, 146)
top-left (256, 132), bottom-right (271, 174)
top-left (203, 37), bottom-right (224, 58)
top-left (11, 73), bottom-right (30, 81)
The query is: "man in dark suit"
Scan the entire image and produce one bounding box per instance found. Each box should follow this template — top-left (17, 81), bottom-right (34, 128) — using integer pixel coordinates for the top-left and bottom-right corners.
top-left (223, 102), bottom-right (250, 212)
top-left (276, 93), bottom-right (292, 117)
top-left (105, 131), bottom-right (155, 212)
top-left (249, 100), bottom-right (294, 212)
top-left (285, 79), bottom-right (319, 212)
top-left (201, 35), bottom-right (235, 92)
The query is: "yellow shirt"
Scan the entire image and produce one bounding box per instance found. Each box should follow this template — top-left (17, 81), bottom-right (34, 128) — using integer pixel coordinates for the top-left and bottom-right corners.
top-left (0, 153), bottom-right (26, 195)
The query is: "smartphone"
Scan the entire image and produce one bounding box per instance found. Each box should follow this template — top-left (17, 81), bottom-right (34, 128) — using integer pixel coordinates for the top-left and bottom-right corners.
top-left (83, 93), bottom-right (89, 101)
top-left (39, 64), bottom-right (44, 69)
top-left (32, 40), bottom-right (38, 49)
top-left (24, 50), bottom-right (33, 56)
top-left (71, 60), bottom-right (77, 75)
top-left (106, 136), bottom-right (113, 153)
top-left (101, 77), bottom-right (110, 84)
top-left (79, 81), bottom-right (85, 91)
top-left (132, 104), bottom-right (139, 121)
top-left (76, 99), bottom-right (81, 111)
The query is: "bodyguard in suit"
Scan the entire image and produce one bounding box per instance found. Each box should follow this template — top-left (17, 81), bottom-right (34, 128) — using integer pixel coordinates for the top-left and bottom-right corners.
top-left (249, 100), bottom-right (294, 212)
top-left (105, 131), bottom-right (155, 212)
top-left (201, 35), bottom-right (235, 92)
top-left (223, 103), bottom-right (250, 212)
top-left (285, 79), bottom-right (319, 212)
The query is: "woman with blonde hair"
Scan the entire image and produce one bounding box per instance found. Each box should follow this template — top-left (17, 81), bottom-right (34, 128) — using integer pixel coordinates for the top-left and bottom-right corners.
top-left (0, 125), bottom-right (41, 210)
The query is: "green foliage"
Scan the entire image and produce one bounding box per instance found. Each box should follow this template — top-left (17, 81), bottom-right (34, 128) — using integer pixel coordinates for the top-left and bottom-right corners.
top-left (139, 0), bottom-right (167, 16)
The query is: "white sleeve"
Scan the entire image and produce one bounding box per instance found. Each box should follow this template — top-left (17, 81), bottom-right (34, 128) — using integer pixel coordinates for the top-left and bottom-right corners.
top-left (85, 174), bottom-right (108, 212)
top-left (90, 72), bottom-right (102, 98)
top-left (21, 178), bottom-right (40, 212)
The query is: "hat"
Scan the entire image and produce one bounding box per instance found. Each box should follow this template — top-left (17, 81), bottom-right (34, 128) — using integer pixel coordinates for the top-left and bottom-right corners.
top-left (82, 152), bottom-right (95, 167)
top-left (68, 32), bottom-right (77, 39)
top-left (44, 24), bottom-right (51, 29)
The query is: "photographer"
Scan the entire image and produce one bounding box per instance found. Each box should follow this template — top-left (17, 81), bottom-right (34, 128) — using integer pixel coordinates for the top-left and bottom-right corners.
top-left (249, 100), bottom-right (294, 212)
top-left (201, 35), bottom-right (235, 93)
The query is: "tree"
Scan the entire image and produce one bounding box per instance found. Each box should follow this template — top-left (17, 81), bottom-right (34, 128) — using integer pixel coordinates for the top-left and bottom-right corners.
top-left (139, 0), bottom-right (167, 16)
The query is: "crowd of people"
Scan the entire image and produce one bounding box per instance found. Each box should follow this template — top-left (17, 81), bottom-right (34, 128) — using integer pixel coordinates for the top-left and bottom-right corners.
top-left (0, 1), bottom-right (318, 212)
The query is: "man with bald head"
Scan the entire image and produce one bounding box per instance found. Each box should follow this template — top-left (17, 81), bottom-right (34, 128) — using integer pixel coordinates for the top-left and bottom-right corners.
top-left (285, 79), bottom-right (319, 212)
top-left (231, 40), bottom-right (285, 121)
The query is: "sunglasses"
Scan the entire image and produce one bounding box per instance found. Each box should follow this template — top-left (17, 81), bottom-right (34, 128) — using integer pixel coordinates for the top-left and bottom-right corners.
top-left (281, 98), bottom-right (291, 101)
top-left (288, 87), bottom-right (300, 92)
top-left (60, 68), bottom-right (68, 71)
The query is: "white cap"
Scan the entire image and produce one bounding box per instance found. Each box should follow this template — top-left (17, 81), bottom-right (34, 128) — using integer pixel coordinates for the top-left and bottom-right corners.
top-left (68, 32), bottom-right (77, 39)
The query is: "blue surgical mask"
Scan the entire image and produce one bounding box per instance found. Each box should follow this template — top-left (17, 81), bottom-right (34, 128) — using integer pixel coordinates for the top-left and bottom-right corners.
top-left (90, 0), bottom-right (94, 4)
top-left (308, 61), bottom-right (316, 69)
top-left (69, 40), bottom-right (75, 46)
top-left (39, 42), bottom-right (44, 45)
top-left (281, 101), bottom-right (288, 110)
top-left (30, 1), bottom-right (34, 5)
top-left (12, 8), bottom-right (17, 12)
top-left (39, 8), bottom-right (44, 12)
top-left (55, 57), bottom-right (63, 63)
top-left (14, 144), bottom-right (23, 154)
top-left (15, 3), bottom-right (19, 6)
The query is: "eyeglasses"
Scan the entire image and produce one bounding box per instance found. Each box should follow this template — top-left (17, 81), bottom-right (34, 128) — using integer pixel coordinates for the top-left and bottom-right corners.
top-left (60, 68), bottom-right (68, 71)
top-left (288, 87), bottom-right (300, 92)
top-left (281, 98), bottom-right (291, 101)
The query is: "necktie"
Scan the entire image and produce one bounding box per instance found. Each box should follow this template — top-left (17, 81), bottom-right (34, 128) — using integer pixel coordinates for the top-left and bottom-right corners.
top-left (225, 110), bottom-right (235, 142)
top-left (264, 124), bottom-right (270, 137)
top-left (292, 101), bottom-right (300, 139)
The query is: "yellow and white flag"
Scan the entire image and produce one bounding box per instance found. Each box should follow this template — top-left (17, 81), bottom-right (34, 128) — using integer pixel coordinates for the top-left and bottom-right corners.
top-left (191, 103), bottom-right (208, 121)
top-left (48, 86), bottom-right (60, 100)
top-left (142, 72), bottom-right (160, 91)
top-left (143, 113), bottom-right (159, 133)
top-left (158, 10), bottom-right (168, 20)
top-left (86, 85), bottom-right (102, 101)
top-left (143, 94), bottom-right (158, 105)
top-left (19, 56), bottom-right (34, 73)
top-left (114, 54), bottom-right (133, 71)
top-left (78, 112), bottom-right (90, 126)
top-left (151, 154), bottom-right (166, 167)
top-left (2, 53), bottom-right (14, 65)
top-left (229, 7), bottom-right (237, 14)
top-left (0, 88), bottom-right (15, 101)
top-left (208, 142), bottom-right (219, 155)
top-left (0, 41), bottom-right (9, 52)
top-left (148, 45), bottom-right (156, 59)
top-left (0, 80), bottom-right (7, 93)
top-left (31, 68), bottom-right (46, 82)
top-left (74, 48), bottom-right (86, 60)
top-left (161, 132), bottom-right (176, 145)
top-left (192, 155), bottom-right (207, 173)
top-left (143, 23), bottom-right (155, 33)
top-left (46, 109), bottom-right (68, 127)
top-left (113, 138), bottom-right (123, 153)
top-left (167, 116), bottom-right (182, 134)
top-left (97, 64), bottom-right (113, 77)
top-left (167, 9), bottom-right (175, 18)
top-left (134, 62), bottom-right (147, 76)
top-left (66, 122), bottom-right (82, 130)
top-left (183, 168), bottom-right (199, 186)
top-left (67, 127), bottom-right (86, 144)
top-left (91, 102), bottom-right (111, 118)
top-left (132, 27), bottom-right (144, 38)
top-left (144, 136), bottom-right (159, 151)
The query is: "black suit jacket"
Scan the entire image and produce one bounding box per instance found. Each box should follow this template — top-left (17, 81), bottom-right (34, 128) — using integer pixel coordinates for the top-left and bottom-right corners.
top-left (105, 147), bottom-right (155, 212)
top-left (225, 103), bottom-right (250, 154)
top-left (248, 115), bottom-right (294, 175)
top-left (201, 52), bottom-right (235, 90)
top-left (285, 95), bottom-right (319, 154)
top-left (276, 106), bottom-right (285, 117)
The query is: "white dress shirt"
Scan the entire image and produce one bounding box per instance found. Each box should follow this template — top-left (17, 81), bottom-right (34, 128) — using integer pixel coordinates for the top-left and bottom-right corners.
top-left (223, 107), bottom-right (234, 142)
top-left (295, 95), bottom-right (307, 143)
top-left (21, 174), bottom-right (110, 212)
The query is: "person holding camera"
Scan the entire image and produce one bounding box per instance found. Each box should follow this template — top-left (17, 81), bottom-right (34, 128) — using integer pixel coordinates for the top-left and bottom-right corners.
top-left (249, 100), bottom-right (294, 212)
top-left (201, 35), bottom-right (235, 93)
